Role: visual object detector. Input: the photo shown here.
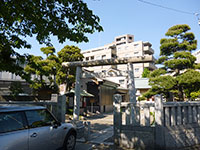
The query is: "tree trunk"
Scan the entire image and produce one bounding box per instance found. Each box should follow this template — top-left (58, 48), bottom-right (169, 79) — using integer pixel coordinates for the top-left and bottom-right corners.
top-left (176, 69), bottom-right (184, 101)
top-left (166, 92), bottom-right (173, 101)
top-left (178, 85), bottom-right (184, 101)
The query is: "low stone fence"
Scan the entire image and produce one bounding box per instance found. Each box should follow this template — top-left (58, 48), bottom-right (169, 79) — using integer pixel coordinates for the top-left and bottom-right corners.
top-left (113, 94), bottom-right (200, 150)
top-left (0, 95), bottom-right (66, 123)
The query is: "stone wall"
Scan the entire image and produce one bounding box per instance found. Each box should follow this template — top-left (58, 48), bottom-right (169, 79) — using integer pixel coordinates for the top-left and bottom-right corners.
top-left (119, 126), bottom-right (155, 149)
top-left (163, 124), bottom-right (200, 149)
top-left (113, 94), bottom-right (200, 150)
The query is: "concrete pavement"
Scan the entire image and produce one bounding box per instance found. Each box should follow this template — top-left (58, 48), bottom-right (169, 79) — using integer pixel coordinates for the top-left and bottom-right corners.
top-left (74, 113), bottom-right (114, 150)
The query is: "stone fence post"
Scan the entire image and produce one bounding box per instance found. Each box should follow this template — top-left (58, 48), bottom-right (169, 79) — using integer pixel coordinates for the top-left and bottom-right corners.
top-left (155, 95), bottom-right (165, 150)
top-left (57, 95), bottom-right (66, 123)
top-left (113, 94), bottom-right (122, 146)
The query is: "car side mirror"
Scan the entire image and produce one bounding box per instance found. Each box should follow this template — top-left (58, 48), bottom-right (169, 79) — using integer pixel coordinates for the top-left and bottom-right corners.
top-left (52, 121), bottom-right (61, 128)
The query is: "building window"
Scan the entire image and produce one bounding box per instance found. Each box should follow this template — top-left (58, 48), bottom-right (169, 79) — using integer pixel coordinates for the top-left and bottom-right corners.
top-left (134, 51), bottom-right (139, 55)
top-left (86, 57), bottom-right (89, 61)
top-left (125, 54), bottom-right (129, 57)
top-left (111, 54), bottom-right (117, 58)
top-left (91, 56), bottom-right (94, 60)
top-left (119, 80), bottom-right (124, 84)
top-left (116, 38), bottom-right (121, 42)
top-left (135, 68), bottom-right (139, 72)
top-left (134, 44), bottom-right (139, 47)
top-left (129, 37), bottom-right (132, 40)
top-left (116, 42), bottom-right (126, 46)
top-left (96, 56), bottom-right (101, 60)
top-left (102, 55), bottom-right (106, 59)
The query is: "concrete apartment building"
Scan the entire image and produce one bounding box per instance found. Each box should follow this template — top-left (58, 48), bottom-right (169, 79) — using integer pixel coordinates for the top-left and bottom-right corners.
top-left (193, 49), bottom-right (200, 64)
top-left (82, 34), bottom-right (156, 78)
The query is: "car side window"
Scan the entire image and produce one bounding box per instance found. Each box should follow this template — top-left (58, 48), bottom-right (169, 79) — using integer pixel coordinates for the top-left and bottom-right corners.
top-left (0, 112), bottom-right (26, 133)
top-left (25, 109), bottom-right (56, 128)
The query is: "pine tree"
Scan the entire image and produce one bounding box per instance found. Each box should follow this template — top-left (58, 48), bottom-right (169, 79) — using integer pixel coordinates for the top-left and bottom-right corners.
top-left (145, 24), bottom-right (199, 101)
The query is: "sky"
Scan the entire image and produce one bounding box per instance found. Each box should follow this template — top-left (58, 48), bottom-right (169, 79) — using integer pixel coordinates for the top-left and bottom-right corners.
top-left (18, 0), bottom-right (200, 59)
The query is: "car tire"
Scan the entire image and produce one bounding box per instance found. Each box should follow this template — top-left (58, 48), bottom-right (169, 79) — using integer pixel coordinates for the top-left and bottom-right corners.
top-left (64, 131), bottom-right (76, 150)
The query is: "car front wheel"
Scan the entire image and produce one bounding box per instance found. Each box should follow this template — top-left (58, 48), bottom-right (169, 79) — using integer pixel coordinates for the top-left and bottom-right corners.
top-left (64, 132), bottom-right (76, 150)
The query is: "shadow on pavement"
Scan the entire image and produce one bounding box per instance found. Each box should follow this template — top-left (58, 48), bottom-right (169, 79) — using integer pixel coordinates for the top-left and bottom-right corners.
top-left (90, 123), bottom-right (113, 132)
top-left (85, 114), bottom-right (106, 120)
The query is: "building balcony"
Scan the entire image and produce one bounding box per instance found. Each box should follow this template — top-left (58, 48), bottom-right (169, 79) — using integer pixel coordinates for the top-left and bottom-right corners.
top-left (144, 46), bottom-right (154, 55)
top-left (144, 62), bottom-right (157, 70)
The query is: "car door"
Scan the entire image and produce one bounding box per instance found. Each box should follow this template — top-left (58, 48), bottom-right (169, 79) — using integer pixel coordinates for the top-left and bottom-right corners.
top-left (25, 109), bottom-right (62, 150)
top-left (0, 111), bottom-right (28, 150)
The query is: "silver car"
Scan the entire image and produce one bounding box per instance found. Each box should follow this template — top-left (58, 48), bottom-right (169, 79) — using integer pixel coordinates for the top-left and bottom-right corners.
top-left (0, 105), bottom-right (76, 150)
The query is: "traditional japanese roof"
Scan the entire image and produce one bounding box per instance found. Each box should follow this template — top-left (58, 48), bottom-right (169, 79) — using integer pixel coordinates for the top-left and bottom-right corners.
top-left (135, 78), bottom-right (151, 89)
top-left (65, 89), bottom-right (94, 97)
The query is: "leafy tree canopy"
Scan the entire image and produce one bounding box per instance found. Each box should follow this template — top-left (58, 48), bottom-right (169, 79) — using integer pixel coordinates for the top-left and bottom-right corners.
top-left (142, 68), bottom-right (150, 78)
top-left (0, 0), bottom-right (103, 76)
top-left (144, 24), bottom-right (198, 101)
top-left (57, 45), bottom-right (84, 90)
top-left (177, 69), bottom-right (200, 99)
top-left (24, 45), bottom-right (83, 94)
top-left (24, 47), bottom-right (60, 93)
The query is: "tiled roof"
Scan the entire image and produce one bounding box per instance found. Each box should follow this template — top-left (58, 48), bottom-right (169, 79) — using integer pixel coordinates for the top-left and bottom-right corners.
top-left (135, 78), bottom-right (151, 89)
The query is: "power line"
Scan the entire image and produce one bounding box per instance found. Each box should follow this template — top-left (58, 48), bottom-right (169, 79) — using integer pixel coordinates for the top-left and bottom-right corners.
top-left (137, 0), bottom-right (196, 15)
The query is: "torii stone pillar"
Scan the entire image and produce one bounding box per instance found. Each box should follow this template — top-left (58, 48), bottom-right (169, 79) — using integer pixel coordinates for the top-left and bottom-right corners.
top-left (73, 66), bottom-right (82, 120)
top-left (127, 63), bottom-right (136, 103)
top-left (127, 63), bottom-right (140, 125)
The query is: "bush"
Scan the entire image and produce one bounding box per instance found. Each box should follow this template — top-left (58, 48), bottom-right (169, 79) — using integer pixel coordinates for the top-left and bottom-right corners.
top-left (138, 96), bottom-right (146, 101)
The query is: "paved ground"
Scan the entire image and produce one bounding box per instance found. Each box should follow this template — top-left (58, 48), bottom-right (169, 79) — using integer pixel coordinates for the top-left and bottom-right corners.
top-left (72, 113), bottom-right (114, 150)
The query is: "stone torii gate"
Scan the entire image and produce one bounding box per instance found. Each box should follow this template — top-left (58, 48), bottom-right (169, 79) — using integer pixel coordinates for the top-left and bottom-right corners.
top-left (62, 55), bottom-right (154, 121)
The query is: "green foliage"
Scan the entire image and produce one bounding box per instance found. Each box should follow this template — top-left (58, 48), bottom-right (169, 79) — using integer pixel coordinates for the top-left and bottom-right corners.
top-left (0, 0), bottom-right (103, 75)
top-left (9, 81), bottom-right (24, 98)
top-left (194, 64), bottom-right (200, 69)
top-left (57, 45), bottom-right (84, 90)
top-left (149, 76), bottom-right (176, 90)
top-left (156, 56), bottom-right (167, 64)
top-left (25, 47), bottom-right (60, 94)
top-left (138, 96), bottom-right (146, 101)
top-left (144, 24), bottom-right (198, 101)
top-left (142, 68), bottom-right (150, 78)
top-left (177, 69), bottom-right (200, 99)
top-left (147, 75), bottom-right (177, 98)
top-left (58, 45), bottom-right (84, 62)
top-left (143, 89), bottom-right (156, 99)
top-left (190, 91), bottom-right (200, 100)
top-left (24, 45), bottom-right (83, 94)
top-left (164, 52), bottom-right (196, 70)
top-left (40, 47), bottom-right (55, 57)
top-left (67, 109), bottom-right (74, 115)
top-left (150, 112), bottom-right (155, 126)
top-left (149, 69), bottom-right (166, 78)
